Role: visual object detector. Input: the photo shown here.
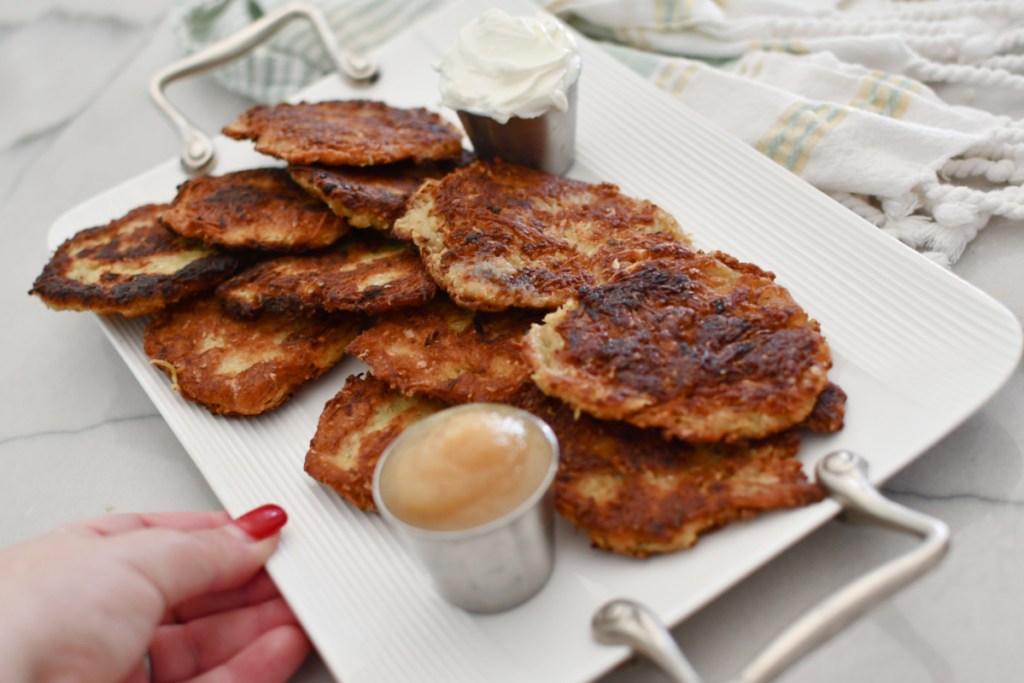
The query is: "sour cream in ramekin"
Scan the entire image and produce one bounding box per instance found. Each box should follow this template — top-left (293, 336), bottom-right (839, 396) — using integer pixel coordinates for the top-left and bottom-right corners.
top-left (437, 9), bottom-right (581, 124)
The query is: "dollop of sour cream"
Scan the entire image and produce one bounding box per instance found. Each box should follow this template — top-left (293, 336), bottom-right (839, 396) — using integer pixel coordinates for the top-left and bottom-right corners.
top-left (437, 9), bottom-right (581, 124)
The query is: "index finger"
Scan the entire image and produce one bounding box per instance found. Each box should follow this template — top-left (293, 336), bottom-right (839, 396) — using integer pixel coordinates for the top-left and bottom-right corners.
top-left (63, 511), bottom-right (233, 537)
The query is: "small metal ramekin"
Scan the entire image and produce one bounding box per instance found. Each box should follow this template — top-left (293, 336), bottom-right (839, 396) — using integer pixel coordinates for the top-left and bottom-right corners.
top-left (372, 403), bottom-right (560, 613)
top-left (457, 80), bottom-right (579, 176)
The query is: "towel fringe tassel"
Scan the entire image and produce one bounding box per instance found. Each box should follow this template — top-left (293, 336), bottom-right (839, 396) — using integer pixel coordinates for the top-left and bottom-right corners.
top-left (941, 157), bottom-right (1024, 184)
top-left (829, 181), bottom-right (1024, 266)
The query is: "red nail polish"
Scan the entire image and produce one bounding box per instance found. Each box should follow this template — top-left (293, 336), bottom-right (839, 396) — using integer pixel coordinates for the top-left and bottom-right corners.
top-left (234, 504), bottom-right (288, 540)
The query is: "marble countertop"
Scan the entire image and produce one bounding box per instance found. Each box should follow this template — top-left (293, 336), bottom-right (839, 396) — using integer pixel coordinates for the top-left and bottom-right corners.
top-left (2, 3), bottom-right (1021, 682)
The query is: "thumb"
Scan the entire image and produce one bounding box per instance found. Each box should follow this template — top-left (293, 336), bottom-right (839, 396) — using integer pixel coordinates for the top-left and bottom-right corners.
top-left (108, 504), bottom-right (288, 608)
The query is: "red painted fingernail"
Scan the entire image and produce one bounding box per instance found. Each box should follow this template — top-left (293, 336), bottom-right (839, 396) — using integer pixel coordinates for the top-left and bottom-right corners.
top-left (233, 504), bottom-right (288, 540)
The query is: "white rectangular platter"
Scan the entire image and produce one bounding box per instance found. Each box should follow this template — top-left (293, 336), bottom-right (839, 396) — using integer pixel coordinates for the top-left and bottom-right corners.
top-left (48, 0), bottom-right (1023, 681)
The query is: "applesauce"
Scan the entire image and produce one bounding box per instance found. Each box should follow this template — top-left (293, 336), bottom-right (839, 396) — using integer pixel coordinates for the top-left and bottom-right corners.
top-left (376, 404), bottom-right (555, 532)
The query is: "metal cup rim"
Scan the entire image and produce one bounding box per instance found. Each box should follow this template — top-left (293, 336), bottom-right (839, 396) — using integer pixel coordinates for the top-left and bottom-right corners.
top-left (455, 69), bottom-right (580, 124)
top-left (372, 402), bottom-right (560, 541)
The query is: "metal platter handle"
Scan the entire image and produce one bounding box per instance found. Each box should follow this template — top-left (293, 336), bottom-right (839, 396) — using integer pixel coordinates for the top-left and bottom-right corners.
top-left (149, 1), bottom-right (379, 174)
top-left (592, 450), bottom-right (950, 683)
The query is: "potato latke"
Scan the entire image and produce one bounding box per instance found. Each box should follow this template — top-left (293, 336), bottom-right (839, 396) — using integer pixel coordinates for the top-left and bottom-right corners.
top-left (143, 297), bottom-right (362, 415)
top-left (223, 100), bottom-right (465, 166)
top-left (30, 203), bottom-right (237, 317)
top-left (524, 246), bottom-right (832, 442)
top-left (161, 168), bottom-right (349, 251)
top-left (394, 160), bottom-right (689, 310)
top-left (216, 234), bottom-right (436, 318)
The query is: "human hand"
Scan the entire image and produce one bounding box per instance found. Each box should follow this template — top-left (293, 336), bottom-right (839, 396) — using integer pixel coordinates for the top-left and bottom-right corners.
top-left (0, 505), bottom-right (310, 683)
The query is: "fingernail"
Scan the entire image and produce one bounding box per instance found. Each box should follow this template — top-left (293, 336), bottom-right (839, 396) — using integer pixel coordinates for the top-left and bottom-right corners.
top-left (233, 504), bottom-right (288, 540)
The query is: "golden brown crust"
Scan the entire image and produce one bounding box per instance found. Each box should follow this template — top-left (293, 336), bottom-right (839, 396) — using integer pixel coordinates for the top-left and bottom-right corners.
top-left (304, 373), bottom-right (446, 511)
top-left (801, 382), bottom-right (847, 434)
top-left (509, 387), bottom-right (824, 557)
top-left (29, 203), bottom-right (237, 317)
top-left (347, 296), bottom-right (541, 404)
top-left (222, 100), bottom-right (465, 166)
top-left (524, 249), bottom-right (832, 442)
top-left (303, 378), bottom-right (824, 555)
top-left (143, 297), bottom-right (363, 415)
top-left (289, 164), bottom-right (425, 232)
top-left (288, 155), bottom-right (472, 232)
top-left (216, 234), bottom-right (437, 318)
top-left (394, 160), bottom-right (689, 310)
top-left (161, 168), bottom-right (350, 251)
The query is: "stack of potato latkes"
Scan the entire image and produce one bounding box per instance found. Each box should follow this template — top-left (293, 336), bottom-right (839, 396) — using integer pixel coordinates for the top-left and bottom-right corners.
top-left (32, 100), bottom-right (845, 557)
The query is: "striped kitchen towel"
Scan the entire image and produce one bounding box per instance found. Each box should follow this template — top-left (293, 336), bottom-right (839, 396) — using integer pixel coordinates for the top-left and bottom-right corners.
top-left (173, 0), bottom-right (1024, 265)
top-left (554, 0), bottom-right (1024, 266)
top-left (172, 0), bottom-right (448, 104)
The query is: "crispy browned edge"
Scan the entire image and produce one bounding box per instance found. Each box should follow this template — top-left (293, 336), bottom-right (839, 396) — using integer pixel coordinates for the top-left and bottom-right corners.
top-left (304, 373), bottom-right (446, 510)
top-left (143, 297), bottom-right (363, 416)
top-left (289, 165), bottom-right (429, 231)
top-left (216, 236), bottom-right (437, 319)
top-left (802, 382), bottom-right (847, 434)
top-left (346, 296), bottom-right (541, 404)
top-left (160, 168), bottom-right (350, 251)
top-left (222, 100), bottom-right (465, 166)
top-left (30, 204), bottom-right (238, 317)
